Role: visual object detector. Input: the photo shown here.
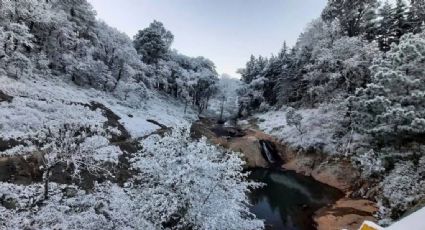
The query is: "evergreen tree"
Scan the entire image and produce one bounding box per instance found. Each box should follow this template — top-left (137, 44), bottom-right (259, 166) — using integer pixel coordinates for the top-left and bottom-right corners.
top-left (363, 5), bottom-right (379, 42)
top-left (133, 20), bottom-right (174, 64)
top-left (321, 0), bottom-right (379, 37)
top-left (238, 55), bottom-right (257, 84)
top-left (377, 1), bottom-right (395, 51)
top-left (392, 0), bottom-right (409, 44)
top-left (407, 0), bottom-right (425, 33)
top-left (350, 32), bottom-right (425, 145)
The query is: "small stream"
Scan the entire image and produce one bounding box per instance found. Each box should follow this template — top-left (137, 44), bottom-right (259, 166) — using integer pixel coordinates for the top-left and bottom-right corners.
top-left (248, 169), bottom-right (343, 230)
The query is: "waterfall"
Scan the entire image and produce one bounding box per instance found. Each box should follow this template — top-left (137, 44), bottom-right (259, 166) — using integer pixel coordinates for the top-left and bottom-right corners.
top-left (260, 141), bottom-right (276, 164)
top-left (260, 140), bottom-right (281, 164)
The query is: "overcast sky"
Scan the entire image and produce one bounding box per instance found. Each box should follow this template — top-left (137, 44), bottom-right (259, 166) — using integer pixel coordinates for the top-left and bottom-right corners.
top-left (87, 0), bottom-right (327, 77)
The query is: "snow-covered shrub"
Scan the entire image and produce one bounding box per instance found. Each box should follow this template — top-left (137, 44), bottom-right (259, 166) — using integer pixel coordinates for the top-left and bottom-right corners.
top-left (379, 159), bottom-right (425, 223)
top-left (352, 149), bottom-right (385, 178)
top-left (0, 182), bottom-right (156, 230)
top-left (256, 103), bottom-right (348, 154)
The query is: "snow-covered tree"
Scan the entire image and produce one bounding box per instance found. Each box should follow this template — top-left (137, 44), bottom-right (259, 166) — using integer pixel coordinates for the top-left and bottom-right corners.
top-left (407, 0), bottom-right (425, 33)
top-left (134, 20), bottom-right (174, 64)
top-left (286, 107), bottom-right (303, 134)
top-left (392, 0), bottom-right (409, 43)
top-left (0, 127), bottom-right (266, 229)
top-left (131, 128), bottom-right (264, 230)
top-left (32, 123), bottom-right (120, 200)
top-left (351, 31), bottom-right (425, 145)
top-left (238, 55), bottom-right (268, 84)
top-left (321, 0), bottom-right (379, 37)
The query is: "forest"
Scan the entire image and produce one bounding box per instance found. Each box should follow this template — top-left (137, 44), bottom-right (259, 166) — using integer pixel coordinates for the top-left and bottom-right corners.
top-left (0, 0), bottom-right (424, 229)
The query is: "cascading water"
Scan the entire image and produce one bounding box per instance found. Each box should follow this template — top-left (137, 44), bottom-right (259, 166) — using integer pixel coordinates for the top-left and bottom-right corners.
top-left (259, 140), bottom-right (281, 165)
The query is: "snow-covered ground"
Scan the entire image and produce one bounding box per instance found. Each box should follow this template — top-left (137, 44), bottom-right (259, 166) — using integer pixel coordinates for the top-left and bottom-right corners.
top-left (0, 75), bottom-right (197, 156)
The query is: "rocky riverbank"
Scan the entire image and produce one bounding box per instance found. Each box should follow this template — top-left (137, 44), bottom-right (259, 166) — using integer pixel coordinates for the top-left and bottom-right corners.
top-left (190, 118), bottom-right (378, 230)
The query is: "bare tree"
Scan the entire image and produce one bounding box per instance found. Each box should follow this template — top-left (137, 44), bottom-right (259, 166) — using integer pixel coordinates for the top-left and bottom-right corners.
top-left (34, 124), bottom-right (113, 200)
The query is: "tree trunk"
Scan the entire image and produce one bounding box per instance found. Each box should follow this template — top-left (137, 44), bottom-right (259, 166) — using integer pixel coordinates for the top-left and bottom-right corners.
top-left (219, 97), bottom-right (225, 121)
top-left (43, 169), bottom-right (50, 200)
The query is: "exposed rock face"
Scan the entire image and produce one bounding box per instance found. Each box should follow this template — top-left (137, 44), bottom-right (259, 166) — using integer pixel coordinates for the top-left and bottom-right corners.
top-left (226, 135), bottom-right (268, 168)
top-left (282, 151), bottom-right (361, 192)
top-left (314, 198), bottom-right (378, 230)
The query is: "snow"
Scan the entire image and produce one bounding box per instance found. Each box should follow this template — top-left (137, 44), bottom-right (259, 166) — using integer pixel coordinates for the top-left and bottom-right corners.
top-left (0, 75), bottom-right (196, 145)
top-left (387, 207), bottom-right (425, 230)
top-left (110, 94), bottom-right (196, 138)
top-left (252, 104), bottom-right (345, 154)
top-left (0, 77), bottom-right (107, 140)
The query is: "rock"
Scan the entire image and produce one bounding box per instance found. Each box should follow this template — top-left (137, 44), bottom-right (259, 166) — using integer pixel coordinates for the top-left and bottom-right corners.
top-left (0, 154), bottom-right (43, 184)
top-left (227, 136), bottom-right (269, 168)
top-left (0, 138), bottom-right (25, 152)
top-left (190, 121), bottom-right (218, 140)
top-left (314, 198), bottom-right (378, 230)
top-left (191, 120), bottom-right (288, 168)
top-left (0, 90), bottom-right (13, 103)
top-left (1, 196), bottom-right (18, 210)
top-left (282, 152), bottom-right (360, 192)
top-left (311, 160), bottom-right (360, 192)
top-left (63, 187), bottom-right (78, 198)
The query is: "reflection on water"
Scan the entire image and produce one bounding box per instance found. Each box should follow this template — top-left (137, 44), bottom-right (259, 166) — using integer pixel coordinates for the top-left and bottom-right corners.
top-left (248, 169), bottom-right (343, 230)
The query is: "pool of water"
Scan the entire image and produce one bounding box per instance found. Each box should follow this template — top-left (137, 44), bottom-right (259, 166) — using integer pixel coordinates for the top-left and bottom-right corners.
top-left (248, 169), bottom-right (343, 230)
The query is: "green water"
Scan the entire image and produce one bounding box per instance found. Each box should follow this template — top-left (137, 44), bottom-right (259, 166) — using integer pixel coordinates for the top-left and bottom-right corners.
top-left (249, 169), bottom-right (343, 230)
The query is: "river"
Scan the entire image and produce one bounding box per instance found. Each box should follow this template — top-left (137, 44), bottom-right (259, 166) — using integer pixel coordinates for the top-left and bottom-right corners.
top-left (248, 168), bottom-right (343, 230)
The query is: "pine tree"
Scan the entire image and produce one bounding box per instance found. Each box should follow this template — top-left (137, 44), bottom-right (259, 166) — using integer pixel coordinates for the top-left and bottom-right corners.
top-left (377, 1), bottom-right (395, 51)
top-left (392, 0), bottom-right (409, 44)
top-left (238, 55), bottom-right (257, 84)
top-left (407, 0), bottom-right (425, 33)
top-left (350, 31), bottom-right (425, 145)
top-left (363, 6), bottom-right (379, 41)
top-left (321, 0), bottom-right (379, 37)
top-left (133, 20), bottom-right (174, 64)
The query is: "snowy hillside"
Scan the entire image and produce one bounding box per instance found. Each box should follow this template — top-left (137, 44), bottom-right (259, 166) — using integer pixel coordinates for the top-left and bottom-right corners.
top-left (0, 0), bottom-right (264, 229)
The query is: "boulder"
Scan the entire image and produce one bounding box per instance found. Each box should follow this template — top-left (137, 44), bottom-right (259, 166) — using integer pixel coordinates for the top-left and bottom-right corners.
top-left (226, 136), bottom-right (268, 168)
top-left (0, 90), bottom-right (13, 103)
top-left (1, 196), bottom-right (18, 210)
top-left (314, 198), bottom-right (378, 230)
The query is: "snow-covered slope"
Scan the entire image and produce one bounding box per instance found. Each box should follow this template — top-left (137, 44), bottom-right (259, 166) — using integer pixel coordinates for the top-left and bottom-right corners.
top-left (0, 75), bottom-right (196, 149)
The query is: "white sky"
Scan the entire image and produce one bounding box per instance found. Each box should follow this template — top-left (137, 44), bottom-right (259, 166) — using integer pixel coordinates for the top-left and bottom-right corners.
top-left (87, 0), bottom-right (327, 77)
